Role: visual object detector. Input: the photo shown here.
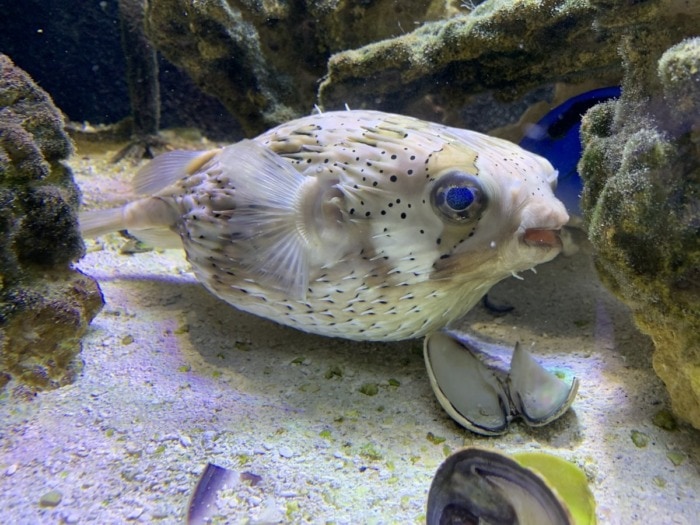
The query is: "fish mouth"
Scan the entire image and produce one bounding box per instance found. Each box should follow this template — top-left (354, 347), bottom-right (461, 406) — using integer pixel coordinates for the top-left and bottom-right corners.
top-left (522, 228), bottom-right (563, 249)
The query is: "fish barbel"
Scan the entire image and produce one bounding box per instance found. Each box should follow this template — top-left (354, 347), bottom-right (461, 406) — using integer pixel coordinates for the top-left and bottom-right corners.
top-left (80, 110), bottom-right (568, 341)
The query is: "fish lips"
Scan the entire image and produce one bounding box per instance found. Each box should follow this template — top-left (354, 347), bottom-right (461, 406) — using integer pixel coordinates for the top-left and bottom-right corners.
top-left (522, 228), bottom-right (563, 249)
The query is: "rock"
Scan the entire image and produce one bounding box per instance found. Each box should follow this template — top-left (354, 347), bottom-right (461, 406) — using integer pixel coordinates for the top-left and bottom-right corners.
top-left (0, 54), bottom-right (104, 394)
top-left (318, 0), bottom-right (667, 118)
top-left (578, 34), bottom-right (700, 428)
top-left (142, 1), bottom-right (691, 134)
top-left (144, 0), bottom-right (452, 135)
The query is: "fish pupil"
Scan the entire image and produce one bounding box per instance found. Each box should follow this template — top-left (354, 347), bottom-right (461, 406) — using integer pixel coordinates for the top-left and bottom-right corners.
top-left (446, 187), bottom-right (475, 211)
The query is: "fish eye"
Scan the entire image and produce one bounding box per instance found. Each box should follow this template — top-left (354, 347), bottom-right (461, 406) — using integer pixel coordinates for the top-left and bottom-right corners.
top-left (431, 171), bottom-right (487, 223)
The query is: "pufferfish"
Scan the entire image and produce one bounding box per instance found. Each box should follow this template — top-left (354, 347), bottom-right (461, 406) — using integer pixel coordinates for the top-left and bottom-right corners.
top-left (80, 110), bottom-right (568, 342)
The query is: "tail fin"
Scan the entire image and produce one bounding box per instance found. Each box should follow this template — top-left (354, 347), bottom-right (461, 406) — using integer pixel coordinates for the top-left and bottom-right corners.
top-left (80, 207), bottom-right (126, 238)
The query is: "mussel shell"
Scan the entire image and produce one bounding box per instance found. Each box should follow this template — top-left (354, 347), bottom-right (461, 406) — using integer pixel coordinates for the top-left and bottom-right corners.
top-left (187, 463), bottom-right (237, 525)
top-left (427, 448), bottom-right (573, 525)
top-left (424, 330), bottom-right (578, 435)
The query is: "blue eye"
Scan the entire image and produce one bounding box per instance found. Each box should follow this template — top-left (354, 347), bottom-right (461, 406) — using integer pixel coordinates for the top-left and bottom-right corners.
top-left (446, 187), bottom-right (475, 211)
top-left (431, 171), bottom-right (486, 223)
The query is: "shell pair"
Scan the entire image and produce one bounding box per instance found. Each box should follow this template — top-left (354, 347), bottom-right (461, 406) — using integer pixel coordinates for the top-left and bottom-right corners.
top-left (424, 330), bottom-right (579, 435)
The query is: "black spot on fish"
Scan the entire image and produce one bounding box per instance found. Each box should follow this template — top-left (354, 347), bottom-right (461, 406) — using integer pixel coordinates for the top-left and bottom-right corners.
top-left (390, 175), bottom-right (397, 182)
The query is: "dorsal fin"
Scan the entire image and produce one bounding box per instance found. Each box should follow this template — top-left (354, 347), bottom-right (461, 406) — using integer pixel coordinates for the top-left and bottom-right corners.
top-left (132, 149), bottom-right (219, 195)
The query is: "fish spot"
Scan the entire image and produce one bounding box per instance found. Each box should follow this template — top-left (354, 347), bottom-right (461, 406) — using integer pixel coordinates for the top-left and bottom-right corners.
top-left (365, 211), bottom-right (371, 217)
top-left (407, 169), bottom-right (413, 175)
top-left (400, 212), bottom-right (407, 219)
top-left (390, 175), bottom-right (398, 182)
top-left (373, 181), bottom-right (378, 186)
top-left (380, 210), bottom-right (386, 215)
top-left (391, 154), bottom-right (397, 160)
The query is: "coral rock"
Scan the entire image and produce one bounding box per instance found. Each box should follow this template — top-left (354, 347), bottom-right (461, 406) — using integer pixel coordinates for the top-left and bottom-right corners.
top-left (0, 54), bottom-right (104, 394)
top-left (579, 35), bottom-right (700, 429)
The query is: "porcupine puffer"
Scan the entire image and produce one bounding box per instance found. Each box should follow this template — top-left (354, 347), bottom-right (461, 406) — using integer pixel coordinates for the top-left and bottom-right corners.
top-left (80, 110), bottom-right (569, 341)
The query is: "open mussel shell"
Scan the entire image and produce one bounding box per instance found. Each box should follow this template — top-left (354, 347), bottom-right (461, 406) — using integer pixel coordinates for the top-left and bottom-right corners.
top-left (423, 330), bottom-right (578, 435)
top-left (426, 448), bottom-right (574, 525)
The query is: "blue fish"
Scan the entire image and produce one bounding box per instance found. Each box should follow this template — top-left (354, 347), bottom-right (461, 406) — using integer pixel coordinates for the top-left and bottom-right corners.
top-left (519, 87), bottom-right (621, 215)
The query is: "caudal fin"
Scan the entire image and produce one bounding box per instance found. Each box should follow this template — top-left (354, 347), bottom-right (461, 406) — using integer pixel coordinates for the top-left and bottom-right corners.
top-left (80, 207), bottom-right (126, 238)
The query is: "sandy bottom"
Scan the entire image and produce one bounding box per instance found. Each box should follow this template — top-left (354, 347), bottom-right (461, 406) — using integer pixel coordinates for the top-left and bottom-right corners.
top-left (1, 138), bottom-right (699, 524)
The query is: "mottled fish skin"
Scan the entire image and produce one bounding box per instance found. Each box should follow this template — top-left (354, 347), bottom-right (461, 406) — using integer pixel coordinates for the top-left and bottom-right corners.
top-left (81, 110), bottom-right (568, 341)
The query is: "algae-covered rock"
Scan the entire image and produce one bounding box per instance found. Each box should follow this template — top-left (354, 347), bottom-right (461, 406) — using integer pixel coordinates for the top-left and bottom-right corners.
top-left (579, 35), bottom-right (700, 429)
top-left (0, 54), bottom-right (103, 394)
top-left (319, 0), bottom-right (668, 114)
top-left (142, 0), bottom-right (683, 134)
top-left (144, 0), bottom-right (452, 135)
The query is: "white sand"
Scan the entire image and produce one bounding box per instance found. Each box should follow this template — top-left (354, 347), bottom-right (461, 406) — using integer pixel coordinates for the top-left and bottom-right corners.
top-left (1, 139), bottom-right (698, 524)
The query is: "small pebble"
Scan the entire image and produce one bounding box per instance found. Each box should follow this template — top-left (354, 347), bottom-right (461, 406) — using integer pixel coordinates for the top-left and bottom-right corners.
top-left (125, 442), bottom-right (143, 456)
top-left (151, 505), bottom-right (174, 519)
top-left (39, 489), bottom-right (63, 507)
top-left (5, 464), bottom-right (18, 476)
top-left (241, 471), bottom-right (263, 486)
top-left (652, 409), bottom-right (678, 431)
top-left (667, 451), bottom-right (685, 466)
top-left (630, 430), bottom-right (649, 448)
top-left (279, 446), bottom-right (294, 458)
top-left (359, 383), bottom-right (379, 396)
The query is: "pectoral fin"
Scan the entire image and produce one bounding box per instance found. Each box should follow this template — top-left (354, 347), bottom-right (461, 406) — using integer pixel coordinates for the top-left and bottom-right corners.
top-left (216, 140), bottom-right (317, 299)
